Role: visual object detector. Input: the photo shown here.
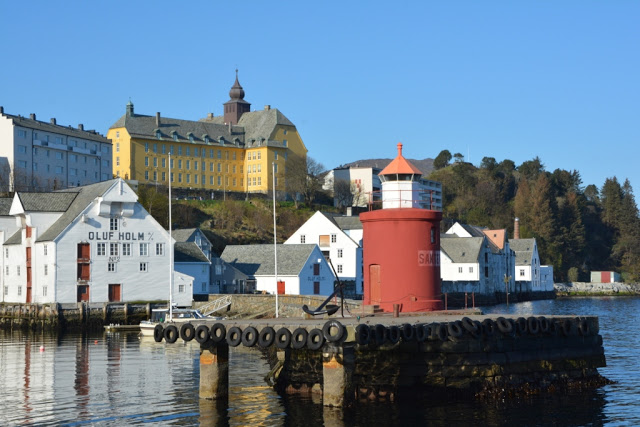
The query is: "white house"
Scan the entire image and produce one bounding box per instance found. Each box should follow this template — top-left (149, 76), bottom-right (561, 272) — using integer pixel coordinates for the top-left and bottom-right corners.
top-left (510, 238), bottom-right (541, 292)
top-left (284, 211), bottom-right (362, 297)
top-left (220, 244), bottom-right (336, 296)
top-left (323, 166), bottom-right (382, 208)
top-left (173, 229), bottom-right (211, 298)
top-left (1, 178), bottom-right (193, 305)
top-left (0, 106), bottom-right (113, 192)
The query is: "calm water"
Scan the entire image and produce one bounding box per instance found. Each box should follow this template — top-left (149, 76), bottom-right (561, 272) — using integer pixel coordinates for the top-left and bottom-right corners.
top-left (1, 297), bottom-right (639, 426)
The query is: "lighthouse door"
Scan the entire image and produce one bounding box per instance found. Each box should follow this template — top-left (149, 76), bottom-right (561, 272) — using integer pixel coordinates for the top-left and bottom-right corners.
top-left (370, 264), bottom-right (381, 304)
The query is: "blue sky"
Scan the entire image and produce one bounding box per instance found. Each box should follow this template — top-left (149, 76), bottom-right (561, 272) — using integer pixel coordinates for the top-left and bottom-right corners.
top-left (1, 1), bottom-right (638, 191)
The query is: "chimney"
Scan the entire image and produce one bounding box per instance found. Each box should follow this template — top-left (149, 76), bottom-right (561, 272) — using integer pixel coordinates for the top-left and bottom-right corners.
top-left (207, 112), bottom-right (214, 119)
top-left (264, 105), bottom-right (270, 110)
top-left (50, 118), bottom-right (57, 125)
top-left (30, 113), bottom-right (36, 120)
top-left (156, 112), bottom-right (161, 126)
top-left (0, 106), bottom-right (4, 114)
top-left (514, 217), bottom-right (520, 240)
top-left (78, 124), bottom-right (84, 131)
top-left (346, 207), bottom-right (353, 217)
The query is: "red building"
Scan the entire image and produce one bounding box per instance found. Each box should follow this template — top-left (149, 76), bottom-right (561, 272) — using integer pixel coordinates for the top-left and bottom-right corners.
top-left (360, 144), bottom-right (443, 312)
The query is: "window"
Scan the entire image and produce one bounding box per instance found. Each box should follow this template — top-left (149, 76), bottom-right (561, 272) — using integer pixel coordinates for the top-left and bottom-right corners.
top-left (178, 159), bottom-right (182, 169)
top-left (5, 248), bottom-right (8, 258)
top-left (110, 217), bottom-right (119, 231)
top-left (153, 157), bottom-right (157, 167)
top-left (97, 243), bottom-right (106, 256)
top-left (44, 244), bottom-right (48, 256)
top-left (257, 151), bottom-right (261, 160)
top-left (485, 266), bottom-right (489, 278)
top-left (18, 286), bottom-right (22, 296)
top-left (122, 243), bottom-right (131, 256)
top-left (313, 264), bottom-right (320, 275)
top-left (469, 267), bottom-right (474, 273)
top-left (178, 146), bottom-right (182, 155)
top-left (43, 286), bottom-right (47, 297)
top-left (520, 269), bottom-right (525, 277)
top-left (173, 133), bottom-right (178, 141)
top-left (186, 160), bottom-right (190, 169)
top-left (179, 284), bottom-right (186, 293)
top-left (5, 266), bottom-right (8, 275)
top-left (153, 144), bottom-right (157, 153)
top-left (331, 234), bottom-right (337, 243)
top-left (162, 158), bottom-right (166, 168)
top-left (215, 265), bottom-right (222, 275)
top-left (186, 147), bottom-right (191, 156)
top-left (44, 265), bottom-right (48, 275)
top-left (283, 140), bottom-right (288, 147)
top-left (337, 265), bottom-right (343, 273)
top-left (145, 157), bottom-right (149, 167)
top-left (140, 262), bottom-right (148, 272)
top-left (140, 243), bottom-right (148, 256)
top-left (300, 235), bottom-right (306, 243)
top-left (145, 143), bottom-right (149, 152)
top-left (18, 145), bottom-right (27, 154)
top-left (110, 243), bottom-right (118, 256)
top-left (17, 266), bottom-right (20, 276)
top-left (17, 160), bottom-right (27, 168)
top-left (162, 144), bottom-right (166, 154)
top-left (274, 152), bottom-right (278, 160)
top-left (18, 129), bottom-right (27, 138)
top-left (3, 286), bottom-right (7, 296)
top-left (313, 282), bottom-right (320, 295)
top-left (337, 249), bottom-right (343, 258)
top-left (156, 243), bottom-right (164, 256)
top-left (108, 263), bottom-right (116, 272)
top-left (458, 267), bottom-right (463, 273)
top-left (145, 171), bottom-right (149, 180)
top-left (194, 147), bottom-right (199, 156)
top-left (55, 166), bottom-right (64, 173)
top-left (116, 157), bottom-right (120, 166)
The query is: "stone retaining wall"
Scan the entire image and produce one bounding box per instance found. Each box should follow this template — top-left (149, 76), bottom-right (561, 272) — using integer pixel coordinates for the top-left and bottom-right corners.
top-left (555, 282), bottom-right (640, 296)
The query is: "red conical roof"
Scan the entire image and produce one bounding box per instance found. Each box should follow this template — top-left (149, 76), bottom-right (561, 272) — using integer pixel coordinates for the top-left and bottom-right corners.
top-left (379, 143), bottom-right (423, 176)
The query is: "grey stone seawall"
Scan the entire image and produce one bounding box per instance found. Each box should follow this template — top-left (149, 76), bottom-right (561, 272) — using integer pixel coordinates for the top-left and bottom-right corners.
top-left (555, 282), bottom-right (640, 296)
top-left (443, 291), bottom-right (556, 308)
top-left (0, 303), bottom-right (160, 331)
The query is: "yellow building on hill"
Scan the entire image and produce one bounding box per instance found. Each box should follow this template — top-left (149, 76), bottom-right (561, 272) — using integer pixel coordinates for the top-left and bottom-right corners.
top-left (107, 72), bottom-right (307, 195)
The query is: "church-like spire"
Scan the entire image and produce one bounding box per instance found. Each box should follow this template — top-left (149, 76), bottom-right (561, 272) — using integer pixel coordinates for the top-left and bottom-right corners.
top-left (223, 69), bottom-right (251, 125)
top-left (229, 69), bottom-right (246, 101)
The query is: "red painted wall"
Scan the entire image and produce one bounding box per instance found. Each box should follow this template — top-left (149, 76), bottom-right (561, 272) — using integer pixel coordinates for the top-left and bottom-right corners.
top-left (360, 208), bottom-right (443, 312)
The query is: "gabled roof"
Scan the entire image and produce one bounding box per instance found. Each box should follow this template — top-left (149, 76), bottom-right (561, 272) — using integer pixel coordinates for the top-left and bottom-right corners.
top-left (174, 242), bottom-right (210, 263)
top-left (15, 192), bottom-right (78, 212)
top-left (237, 108), bottom-right (295, 142)
top-left (172, 228), bottom-right (199, 243)
top-left (483, 229), bottom-right (507, 250)
top-left (379, 143), bottom-right (423, 176)
top-left (221, 244), bottom-right (318, 276)
top-left (321, 212), bottom-right (363, 231)
top-left (440, 236), bottom-right (484, 263)
top-left (4, 229), bottom-right (22, 245)
top-left (510, 238), bottom-right (536, 266)
top-left (36, 179), bottom-right (120, 242)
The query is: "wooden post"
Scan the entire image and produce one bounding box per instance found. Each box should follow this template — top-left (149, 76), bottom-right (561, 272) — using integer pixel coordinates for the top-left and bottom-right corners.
top-left (199, 342), bottom-right (229, 399)
top-left (464, 292), bottom-right (468, 309)
top-left (322, 343), bottom-right (355, 408)
top-left (445, 293), bottom-right (448, 311)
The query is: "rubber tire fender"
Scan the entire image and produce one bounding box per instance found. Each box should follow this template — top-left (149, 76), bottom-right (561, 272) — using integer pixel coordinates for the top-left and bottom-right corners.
top-left (195, 325), bottom-right (211, 344)
top-left (210, 323), bottom-right (227, 343)
top-left (577, 318), bottom-right (590, 336)
top-left (275, 328), bottom-right (292, 349)
top-left (180, 323), bottom-right (196, 342)
top-left (401, 323), bottom-right (415, 342)
top-left (414, 324), bottom-right (428, 343)
top-left (323, 320), bottom-right (346, 343)
top-left (355, 324), bottom-right (371, 345)
top-left (496, 317), bottom-right (515, 336)
top-left (537, 316), bottom-right (550, 334)
top-left (164, 325), bottom-right (179, 344)
top-left (153, 324), bottom-right (164, 343)
top-left (560, 319), bottom-right (575, 337)
top-left (258, 327), bottom-right (276, 348)
top-left (374, 324), bottom-right (387, 346)
top-left (481, 318), bottom-right (496, 337)
top-left (515, 317), bottom-right (528, 335)
top-left (527, 317), bottom-right (540, 335)
top-left (461, 317), bottom-right (481, 338)
top-left (436, 323), bottom-right (449, 342)
top-left (307, 328), bottom-right (325, 350)
top-left (241, 326), bottom-right (259, 347)
top-left (447, 321), bottom-right (464, 340)
top-left (226, 326), bottom-right (243, 347)
top-left (291, 328), bottom-right (309, 350)
top-left (388, 325), bottom-right (401, 344)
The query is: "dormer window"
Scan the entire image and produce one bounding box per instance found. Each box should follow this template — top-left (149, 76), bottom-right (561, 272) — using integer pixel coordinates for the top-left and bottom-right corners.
top-left (154, 129), bottom-right (162, 139)
top-left (219, 137), bottom-right (225, 145)
top-left (171, 131), bottom-right (178, 141)
top-left (188, 133), bottom-right (194, 143)
top-left (203, 134), bottom-right (209, 144)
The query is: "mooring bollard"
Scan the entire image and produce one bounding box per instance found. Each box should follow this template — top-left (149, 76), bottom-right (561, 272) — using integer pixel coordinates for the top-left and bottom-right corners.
top-left (393, 304), bottom-right (399, 318)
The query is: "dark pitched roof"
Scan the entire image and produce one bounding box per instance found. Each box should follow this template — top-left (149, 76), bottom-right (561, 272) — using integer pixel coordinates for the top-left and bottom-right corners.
top-left (36, 179), bottom-right (119, 242)
top-left (4, 229), bottom-right (22, 245)
top-left (440, 237), bottom-right (484, 263)
top-left (0, 198), bottom-right (12, 216)
top-left (220, 244), bottom-right (317, 276)
top-left (510, 238), bottom-right (536, 266)
top-left (16, 192), bottom-right (78, 212)
top-left (172, 228), bottom-right (198, 243)
top-left (2, 112), bottom-right (110, 143)
top-left (174, 242), bottom-right (210, 263)
top-left (321, 212), bottom-right (363, 231)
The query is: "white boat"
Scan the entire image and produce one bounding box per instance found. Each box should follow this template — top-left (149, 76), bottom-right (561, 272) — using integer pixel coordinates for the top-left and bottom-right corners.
top-left (139, 308), bottom-right (217, 337)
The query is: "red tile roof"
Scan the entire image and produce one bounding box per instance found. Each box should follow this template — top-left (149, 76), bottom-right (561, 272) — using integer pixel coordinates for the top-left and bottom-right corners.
top-left (379, 143), bottom-right (423, 176)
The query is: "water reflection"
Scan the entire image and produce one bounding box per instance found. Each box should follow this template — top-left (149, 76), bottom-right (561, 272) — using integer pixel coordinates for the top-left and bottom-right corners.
top-left (1, 297), bottom-right (640, 425)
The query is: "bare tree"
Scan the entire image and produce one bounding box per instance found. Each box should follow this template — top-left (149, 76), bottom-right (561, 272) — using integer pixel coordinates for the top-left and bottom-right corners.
top-left (285, 155), bottom-right (325, 208)
top-left (334, 179), bottom-right (354, 208)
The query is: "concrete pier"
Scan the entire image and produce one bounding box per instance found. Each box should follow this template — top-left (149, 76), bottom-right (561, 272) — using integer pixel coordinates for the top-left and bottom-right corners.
top-left (322, 343), bottom-right (355, 408)
top-left (199, 342), bottom-right (229, 399)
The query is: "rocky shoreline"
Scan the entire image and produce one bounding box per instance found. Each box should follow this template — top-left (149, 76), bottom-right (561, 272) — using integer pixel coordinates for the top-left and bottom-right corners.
top-left (555, 282), bottom-right (640, 296)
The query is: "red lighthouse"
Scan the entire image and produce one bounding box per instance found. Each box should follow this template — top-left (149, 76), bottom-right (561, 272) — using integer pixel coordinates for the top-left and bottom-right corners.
top-left (360, 143), bottom-right (443, 312)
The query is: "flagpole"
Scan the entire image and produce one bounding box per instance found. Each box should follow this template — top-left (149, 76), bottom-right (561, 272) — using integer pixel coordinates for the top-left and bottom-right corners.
top-left (273, 162), bottom-right (279, 318)
top-left (168, 153), bottom-right (173, 321)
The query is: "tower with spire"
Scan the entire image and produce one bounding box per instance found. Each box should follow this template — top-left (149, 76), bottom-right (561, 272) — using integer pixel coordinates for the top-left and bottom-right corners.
top-left (379, 143), bottom-right (424, 208)
top-left (223, 69), bottom-right (251, 125)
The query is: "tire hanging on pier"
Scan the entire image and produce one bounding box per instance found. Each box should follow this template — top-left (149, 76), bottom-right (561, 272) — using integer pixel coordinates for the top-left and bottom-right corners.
top-left (481, 319), bottom-right (496, 337)
top-left (374, 324), bottom-right (387, 346)
top-left (515, 317), bottom-right (528, 335)
top-left (461, 317), bottom-right (481, 339)
top-left (195, 325), bottom-right (211, 344)
top-left (258, 327), bottom-right (276, 348)
top-left (537, 316), bottom-right (550, 334)
top-left (355, 324), bottom-right (371, 345)
top-left (153, 324), bottom-right (164, 343)
top-left (527, 317), bottom-right (540, 335)
top-left (307, 328), bottom-right (325, 350)
top-left (210, 323), bottom-right (227, 343)
top-left (401, 323), bottom-right (415, 341)
top-left (292, 328), bottom-right (309, 350)
top-left (164, 325), bottom-right (179, 344)
top-left (388, 325), bottom-right (401, 344)
top-left (323, 320), bottom-right (346, 343)
top-left (447, 321), bottom-right (464, 340)
top-left (180, 323), bottom-right (196, 342)
top-left (275, 328), bottom-right (292, 349)
top-left (578, 318), bottom-right (590, 336)
top-left (414, 324), bottom-right (428, 342)
top-left (226, 326), bottom-right (243, 347)
top-left (242, 326), bottom-right (259, 347)
top-left (496, 317), bottom-right (515, 336)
